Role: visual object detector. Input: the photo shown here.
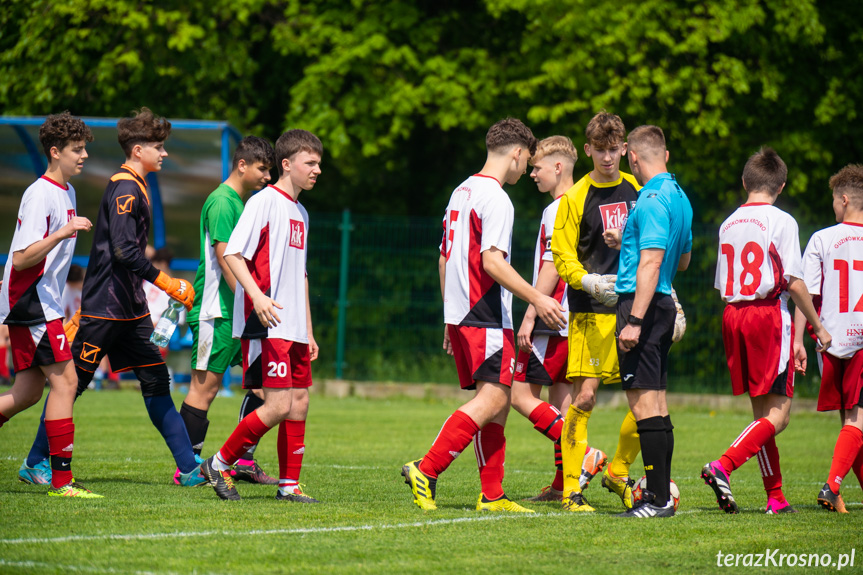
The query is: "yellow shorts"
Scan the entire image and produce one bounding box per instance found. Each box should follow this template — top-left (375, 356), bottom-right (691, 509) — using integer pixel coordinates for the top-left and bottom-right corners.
top-left (566, 312), bottom-right (620, 384)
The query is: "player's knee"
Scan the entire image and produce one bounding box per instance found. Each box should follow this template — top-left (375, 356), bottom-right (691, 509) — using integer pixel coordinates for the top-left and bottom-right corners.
top-left (575, 390), bottom-right (596, 411)
top-left (17, 386), bottom-right (44, 409)
top-left (770, 411), bottom-right (791, 435)
top-left (137, 364), bottom-right (171, 397)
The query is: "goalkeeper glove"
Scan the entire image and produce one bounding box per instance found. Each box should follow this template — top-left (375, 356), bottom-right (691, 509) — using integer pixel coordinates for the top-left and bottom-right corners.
top-left (671, 287), bottom-right (686, 343)
top-left (64, 309), bottom-right (81, 343)
top-left (154, 271), bottom-right (195, 311)
top-left (581, 273), bottom-right (618, 307)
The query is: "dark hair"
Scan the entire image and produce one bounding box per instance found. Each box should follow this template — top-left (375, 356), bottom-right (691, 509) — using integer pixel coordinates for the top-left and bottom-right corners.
top-left (486, 118), bottom-right (537, 156)
top-left (117, 107), bottom-right (171, 157)
top-left (151, 247), bottom-right (174, 265)
top-left (66, 264), bottom-right (85, 283)
top-left (232, 136), bottom-right (276, 171)
top-left (742, 147), bottom-right (787, 195)
top-left (829, 164), bottom-right (863, 209)
top-left (274, 130), bottom-right (323, 176)
top-left (39, 111), bottom-right (93, 159)
top-left (585, 112), bottom-right (626, 149)
top-left (627, 125), bottom-right (666, 161)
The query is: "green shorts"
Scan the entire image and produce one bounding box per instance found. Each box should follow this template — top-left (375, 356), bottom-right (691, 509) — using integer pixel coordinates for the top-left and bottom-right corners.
top-left (189, 318), bottom-right (241, 375)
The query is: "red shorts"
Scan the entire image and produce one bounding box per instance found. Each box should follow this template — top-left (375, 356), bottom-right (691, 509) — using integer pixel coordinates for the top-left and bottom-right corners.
top-left (514, 335), bottom-right (569, 386)
top-left (818, 350), bottom-right (863, 412)
top-left (8, 319), bottom-right (72, 372)
top-left (722, 300), bottom-right (794, 398)
top-left (241, 338), bottom-right (312, 389)
top-left (448, 325), bottom-right (515, 390)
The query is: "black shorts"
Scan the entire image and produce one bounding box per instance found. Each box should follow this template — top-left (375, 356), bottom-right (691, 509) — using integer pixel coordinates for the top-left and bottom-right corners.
top-left (616, 293), bottom-right (676, 391)
top-left (72, 314), bottom-right (167, 392)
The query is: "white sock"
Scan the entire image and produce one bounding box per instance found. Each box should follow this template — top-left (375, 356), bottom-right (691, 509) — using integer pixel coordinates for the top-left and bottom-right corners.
top-left (213, 452), bottom-right (231, 472)
top-left (278, 480), bottom-right (298, 495)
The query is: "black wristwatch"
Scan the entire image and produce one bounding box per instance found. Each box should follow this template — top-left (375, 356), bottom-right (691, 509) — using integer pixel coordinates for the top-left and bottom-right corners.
top-left (627, 315), bottom-right (643, 326)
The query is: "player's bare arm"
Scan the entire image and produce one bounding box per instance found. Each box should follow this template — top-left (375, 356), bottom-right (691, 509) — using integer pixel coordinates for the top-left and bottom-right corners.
top-left (678, 251), bottom-right (691, 271)
top-left (213, 240), bottom-right (237, 293)
top-left (305, 276), bottom-right (318, 361)
top-left (792, 307), bottom-right (808, 374)
top-left (224, 252), bottom-right (283, 327)
top-left (439, 254), bottom-right (453, 355)
top-left (618, 248), bottom-right (664, 352)
top-left (517, 262), bottom-right (562, 352)
top-left (11, 216), bottom-right (92, 271)
top-left (788, 277), bottom-right (831, 352)
top-left (481, 247), bottom-right (566, 330)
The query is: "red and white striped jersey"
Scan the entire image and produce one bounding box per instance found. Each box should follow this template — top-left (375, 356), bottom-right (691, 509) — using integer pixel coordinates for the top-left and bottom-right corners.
top-left (715, 203), bottom-right (803, 303)
top-left (801, 222), bottom-right (863, 359)
top-left (0, 177), bottom-right (78, 326)
top-left (531, 197), bottom-right (568, 336)
top-left (226, 185), bottom-right (309, 343)
top-left (440, 174), bottom-right (514, 329)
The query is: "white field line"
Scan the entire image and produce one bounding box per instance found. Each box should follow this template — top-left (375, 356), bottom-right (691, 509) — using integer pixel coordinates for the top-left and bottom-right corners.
top-left (0, 559), bottom-right (171, 575)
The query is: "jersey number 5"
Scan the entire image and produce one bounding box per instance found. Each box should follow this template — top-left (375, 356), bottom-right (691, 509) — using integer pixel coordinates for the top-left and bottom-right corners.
top-left (720, 242), bottom-right (764, 297)
top-left (444, 210), bottom-right (459, 261)
top-left (834, 259), bottom-right (863, 313)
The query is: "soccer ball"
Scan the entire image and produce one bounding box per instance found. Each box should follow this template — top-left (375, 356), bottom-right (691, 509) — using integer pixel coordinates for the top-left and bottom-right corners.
top-left (631, 476), bottom-right (680, 511)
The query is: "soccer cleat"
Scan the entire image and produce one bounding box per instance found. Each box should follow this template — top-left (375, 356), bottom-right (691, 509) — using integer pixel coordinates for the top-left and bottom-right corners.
top-left (561, 491), bottom-right (595, 512)
top-left (231, 460), bottom-right (278, 485)
top-left (401, 459), bottom-right (437, 510)
top-left (601, 470), bottom-right (634, 509)
top-left (579, 447), bottom-right (608, 490)
top-left (18, 459), bottom-right (52, 485)
top-left (701, 461), bottom-right (738, 514)
top-left (765, 498), bottom-right (798, 514)
top-left (276, 485), bottom-right (321, 503)
top-left (47, 481), bottom-right (104, 499)
top-left (200, 456), bottom-right (241, 501)
top-left (177, 465), bottom-right (208, 487)
top-left (476, 493), bottom-right (535, 513)
top-left (817, 483), bottom-right (848, 513)
top-left (617, 490), bottom-right (674, 518)
top-left (524, 485), bottom-right (563, 502)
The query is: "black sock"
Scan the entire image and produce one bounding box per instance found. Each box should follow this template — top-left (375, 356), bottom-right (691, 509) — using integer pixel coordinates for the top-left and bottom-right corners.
top-left (180, 402), bottom-right (209, 456)
top-left (663, 415), bottom-right (674, 493)
top-left (637, 416), bottom-right (669, 506)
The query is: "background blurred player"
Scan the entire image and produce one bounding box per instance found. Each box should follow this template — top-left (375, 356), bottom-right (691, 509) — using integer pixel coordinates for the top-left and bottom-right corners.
top-left (401, 118), bottom-right (566, 512)
top-left (181, 136), bottom-right (277, 487)
top-left (21, 108), bottom-right (203, 487)
top-left (615, 125), bottom-right (692, 518)
top-left (200, 130), bottom-right (322, 503)
top-left (551, 112), bottom-right (643, 511)
top-left (795, 164), bottom-right (863, 513)
top-left (702, 148), bottom-right (830, 515)
top-left (0, 111), bottom-right (101, 497)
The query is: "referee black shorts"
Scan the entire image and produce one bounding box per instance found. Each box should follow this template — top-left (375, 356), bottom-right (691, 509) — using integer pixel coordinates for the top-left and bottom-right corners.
top-left (616, 293), bottom-right (676, 391)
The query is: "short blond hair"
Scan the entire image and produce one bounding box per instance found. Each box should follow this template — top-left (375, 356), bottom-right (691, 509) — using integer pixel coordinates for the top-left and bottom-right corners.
top-left (531, 135), bottom-right (577, 165)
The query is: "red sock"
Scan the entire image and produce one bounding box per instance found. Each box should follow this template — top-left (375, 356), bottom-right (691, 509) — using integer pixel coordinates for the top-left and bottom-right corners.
top-left (827, 426), bottom-right (863, 494)
top-left (757, 436), bottom-right (785, 502)
top-left (0, 347), bottom-right (9, 378)
top-left (218, 411), bottom-right (272, 465)
top-left (419, 410), bottom-right (479, 478)
top-left (46, 418), bottom-right (74, 488)
top-left (0, 411), bottom-right (8, 429)
top-left (552, 440), bottom-right (564, 491)
top-left (852, 444), bottom-right (863, 491)
top-left (475, 422), bottom-right (506, 500)
top-left (719, 418), bottom-right (775, 473)
top-left (528, 403), bottom-right (563, 442)
top-left (278, 419), bottom-right (305, 482)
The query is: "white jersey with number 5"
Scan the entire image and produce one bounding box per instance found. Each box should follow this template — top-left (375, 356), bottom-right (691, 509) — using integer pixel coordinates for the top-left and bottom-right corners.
top-left (439, 174), bottom-right (514, 329)
top-left (801, 222), bottom-right (863, 359)
top-left (715, 203), bottom-right (803, 303)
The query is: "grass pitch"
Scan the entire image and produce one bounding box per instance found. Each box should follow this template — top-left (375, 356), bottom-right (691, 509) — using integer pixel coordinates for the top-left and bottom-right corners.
top-left (0, 390), bottom-right (861, 574)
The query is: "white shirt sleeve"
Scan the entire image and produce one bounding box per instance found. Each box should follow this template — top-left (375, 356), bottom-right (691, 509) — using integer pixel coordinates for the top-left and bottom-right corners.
top-left (540, 203), bottom-right (557, 263)
top-left (225, 193), bottom-right (269, 260)
top-left (479, 193), bottom-right (514, 255)
top-left (775, 213), bottom-right (803, 281)
top-left (11, 189), bottom-right (51, 253)
top-left (801, 232), bottom-right (824, 296)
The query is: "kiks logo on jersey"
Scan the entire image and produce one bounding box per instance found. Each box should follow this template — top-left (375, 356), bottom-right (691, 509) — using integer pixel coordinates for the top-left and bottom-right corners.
top-left (599, 202), bottom-right (629, 231)
top-left (289, 219), bottom-right (305, 249)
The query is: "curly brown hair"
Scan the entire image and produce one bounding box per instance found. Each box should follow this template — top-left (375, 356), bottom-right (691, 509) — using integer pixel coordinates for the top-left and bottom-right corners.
top-left (486, 118), bottom-right (536, 155)
top-left (39, 111), bottom-right (93, 159)
top-left (829, 164), bottom-right (863, 209)
top-left (585, 112), bottom-right (626, 149)
top-left (117, 107), bottom-right (172, 157)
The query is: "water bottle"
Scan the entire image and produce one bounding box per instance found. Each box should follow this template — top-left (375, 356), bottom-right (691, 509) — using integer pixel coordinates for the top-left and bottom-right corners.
top-left (150, 300), bottom-right (184, 348)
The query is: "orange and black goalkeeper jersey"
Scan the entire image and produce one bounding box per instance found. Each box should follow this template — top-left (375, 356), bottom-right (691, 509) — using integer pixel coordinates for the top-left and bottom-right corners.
top-left (551, 172), bottom-right (639, 314)
top-left (80, 165), bottom-right (161, 320)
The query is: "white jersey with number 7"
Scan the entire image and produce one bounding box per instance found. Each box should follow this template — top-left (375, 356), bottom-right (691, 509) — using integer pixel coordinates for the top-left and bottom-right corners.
top-left (715, 203), bottom-right (803, 303)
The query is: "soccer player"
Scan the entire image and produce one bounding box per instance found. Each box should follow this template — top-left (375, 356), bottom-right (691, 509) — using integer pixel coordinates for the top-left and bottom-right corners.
top-left (615, 125), bottom-right (692, 518)
top-left (199, 129), bottom-right (322, 503)
top-left (20, 108), bottom-right (203, 487)
top-left (0, 111), bottom-right (101, 497)
top-left (401, 118), bottom-right (566, 512)
top-left (795, 164), bottom-right (863, 513)
top-left (550, 112), bottom-right (643, 512)
top-left (180, 136), bottom-right (278, 486)
top-left (701, 148), bottom-right (831, 515)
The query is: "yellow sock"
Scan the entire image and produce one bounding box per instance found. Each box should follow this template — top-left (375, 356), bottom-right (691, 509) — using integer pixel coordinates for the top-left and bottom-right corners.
top-left (561, 404), bottom-right (591, 495)
top-left (609, 410), bottom-right (640, 479)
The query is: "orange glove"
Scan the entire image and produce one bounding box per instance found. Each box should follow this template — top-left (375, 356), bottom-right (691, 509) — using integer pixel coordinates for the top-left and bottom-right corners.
top-left (153, 271), bottom-right (195, 311)
top-left (64, 309), bottom-right (81, 343)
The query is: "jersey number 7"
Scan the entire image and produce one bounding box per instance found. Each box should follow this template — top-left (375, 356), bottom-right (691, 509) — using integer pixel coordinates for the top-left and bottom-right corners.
top-left (834, 259), bottom-right (863, 313)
